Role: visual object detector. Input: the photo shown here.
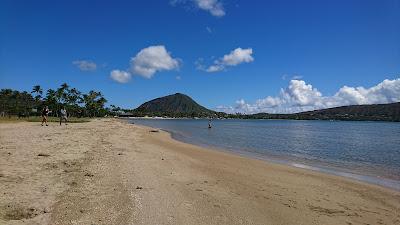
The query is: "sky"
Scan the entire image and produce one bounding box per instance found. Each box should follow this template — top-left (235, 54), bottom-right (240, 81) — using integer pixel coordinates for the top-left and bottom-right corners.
top-left (1, 0), bottom-right (399, 113)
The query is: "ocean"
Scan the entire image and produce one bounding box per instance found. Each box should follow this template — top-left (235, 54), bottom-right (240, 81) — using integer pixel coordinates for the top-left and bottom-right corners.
top-left (128, 118), bottom-right (400, 190)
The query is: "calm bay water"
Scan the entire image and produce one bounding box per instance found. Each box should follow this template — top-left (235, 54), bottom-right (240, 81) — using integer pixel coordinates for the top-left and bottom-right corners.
top-left (129, 119), bottom-right (400, 190)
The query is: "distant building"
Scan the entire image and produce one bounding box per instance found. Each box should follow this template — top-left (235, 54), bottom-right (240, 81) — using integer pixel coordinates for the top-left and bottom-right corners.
top-left (118, 112), bottom-right (134, 117)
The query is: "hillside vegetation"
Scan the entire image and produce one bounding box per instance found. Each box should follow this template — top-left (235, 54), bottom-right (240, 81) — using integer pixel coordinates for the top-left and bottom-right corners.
top-left (132, 93), bottom-right (224, 118)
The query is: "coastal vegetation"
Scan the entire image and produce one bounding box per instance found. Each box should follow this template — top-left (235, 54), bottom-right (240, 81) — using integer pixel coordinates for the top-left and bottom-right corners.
top-left (2, 89), bottom-right (399, 122)
top-left (0, 83), bottom-right (110, 118)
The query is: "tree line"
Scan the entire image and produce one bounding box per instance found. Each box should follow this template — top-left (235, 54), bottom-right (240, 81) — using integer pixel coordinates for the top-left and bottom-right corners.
top-left (0, 83), bottom-right (112, 118)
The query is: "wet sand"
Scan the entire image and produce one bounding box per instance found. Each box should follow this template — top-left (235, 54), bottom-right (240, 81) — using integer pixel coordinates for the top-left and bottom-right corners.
top-left (0, 119), bottom-right (399, 225)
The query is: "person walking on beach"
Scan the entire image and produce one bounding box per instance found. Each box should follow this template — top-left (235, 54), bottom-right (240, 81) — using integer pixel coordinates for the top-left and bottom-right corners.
top-left (60, 106), bottom-right (68, 125)
top-left (41, 106), bottom-right (49, 126)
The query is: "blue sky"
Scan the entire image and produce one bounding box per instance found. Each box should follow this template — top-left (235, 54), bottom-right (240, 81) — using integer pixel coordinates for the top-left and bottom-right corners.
top-left (1, 0), bottom-right (399, 113)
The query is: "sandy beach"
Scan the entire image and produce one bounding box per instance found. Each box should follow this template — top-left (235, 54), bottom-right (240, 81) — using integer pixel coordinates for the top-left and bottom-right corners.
top-left (0, 119), bottom-right (399, 225)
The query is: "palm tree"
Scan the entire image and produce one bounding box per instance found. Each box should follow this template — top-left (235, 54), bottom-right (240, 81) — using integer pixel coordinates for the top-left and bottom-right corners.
top-left (67, 88), bottom-right (81, 105)
top-left (56, 83), bottom-right (69, 104)
top-left (45, 89), bottom-right (56, 100)
top-left (0, 89), bottom-right (13, 116)
top-left (60, 83), bottom-right (69, 90)
top-left (1, 84), bottom-right (110, 118)
top-left (82, 91), bottom-right (96, 117)
top-left (44, 89), bottom-right (57, 116)
top-left (97, 96), bottom-right (107, 116)
top-left (54, 83), bottom-right (71, 116)
top-left (110, 104), bottom-right (121, 115)
top-left (82, 91), bottom-right (107, 117)
top-left (19, 91), bottom-right (35, 116)
top-left (66, 88), bottom-right (82, 117)
top-left (31, 85), bottom-right (43, 101)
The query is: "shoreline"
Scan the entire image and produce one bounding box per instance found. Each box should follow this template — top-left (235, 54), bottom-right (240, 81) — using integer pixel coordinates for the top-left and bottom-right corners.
top-left (128, 119), bottom-right (400, 192)
top-left (125, 116), bottom-right (400, 123)
top-left (1, 119), bottom-right (399, 225)
top-left (171, 130), bottom-right (400, 191)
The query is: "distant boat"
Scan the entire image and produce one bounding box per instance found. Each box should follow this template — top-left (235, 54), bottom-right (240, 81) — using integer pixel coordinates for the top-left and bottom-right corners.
top-left (208, 120), bottom-right (212, 129)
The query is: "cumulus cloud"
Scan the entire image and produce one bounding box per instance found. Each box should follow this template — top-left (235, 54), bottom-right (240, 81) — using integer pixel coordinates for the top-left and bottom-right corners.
top-left (130, 45), bottom-right (180, 78)
top-left (221, 48), bottom-right (254, 66)
top-left (109, 45), bottom-right (180, 83)
top-left (200, 47), bottom-right (254, 72)
top-left (216, 78), bottom-right (400, 114)
top-left (110, 70), bottom-right (131, 83)
top-left (72, 60), bottom-right (97, 71)
top-left (171, 0), bottom-right (225, 17)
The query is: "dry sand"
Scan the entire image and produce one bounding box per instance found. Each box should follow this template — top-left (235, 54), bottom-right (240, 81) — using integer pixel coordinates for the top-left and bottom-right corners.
top-left (0, 119), bottom-right (399, 225)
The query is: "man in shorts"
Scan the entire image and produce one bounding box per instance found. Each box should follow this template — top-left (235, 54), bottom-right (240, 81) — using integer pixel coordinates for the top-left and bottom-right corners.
top-left (60, 106), bottom-right (68, 125)
top-left (41, 106), bottom-right (49, 126)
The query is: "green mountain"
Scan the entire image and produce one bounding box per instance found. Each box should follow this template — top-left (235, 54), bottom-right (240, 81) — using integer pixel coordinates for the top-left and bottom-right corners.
top-left (133, 93), bottom-right (221, 117)
top-left (295, 102), bottom-right (400, 121)
top-left (234, 102), bottom-right (400, 122)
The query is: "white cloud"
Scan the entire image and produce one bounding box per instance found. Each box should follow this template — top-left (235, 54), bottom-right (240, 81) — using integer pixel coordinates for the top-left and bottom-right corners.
top-left (221, 48), bottom-right (254, 66)
top-left (171, 0), bottom-right (225, 17)
top-left (201, 47), bottom-right (254, 72)
top-left (110, 70), bottom-right (131, 83)
top-left (217, 78), bottom-right (400, 114)
top-left (195, 0), bottom-right (225, 17)
top-left (206, 64), bottom-right (225, 72)
top-left (130, 45), bottom-right (180, 78)
top-left (73, 60), bottom-right (97, 71)
top-left (334, 79), bottom-right (400, 105)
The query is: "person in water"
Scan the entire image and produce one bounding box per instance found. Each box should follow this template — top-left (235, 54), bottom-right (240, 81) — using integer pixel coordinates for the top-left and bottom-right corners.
top-left (41, 106), bottom-right (49, 126)
top-left (208, 119), bottom-right (212, 128)
top-left (60, 106), bottom-right (68, 125)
